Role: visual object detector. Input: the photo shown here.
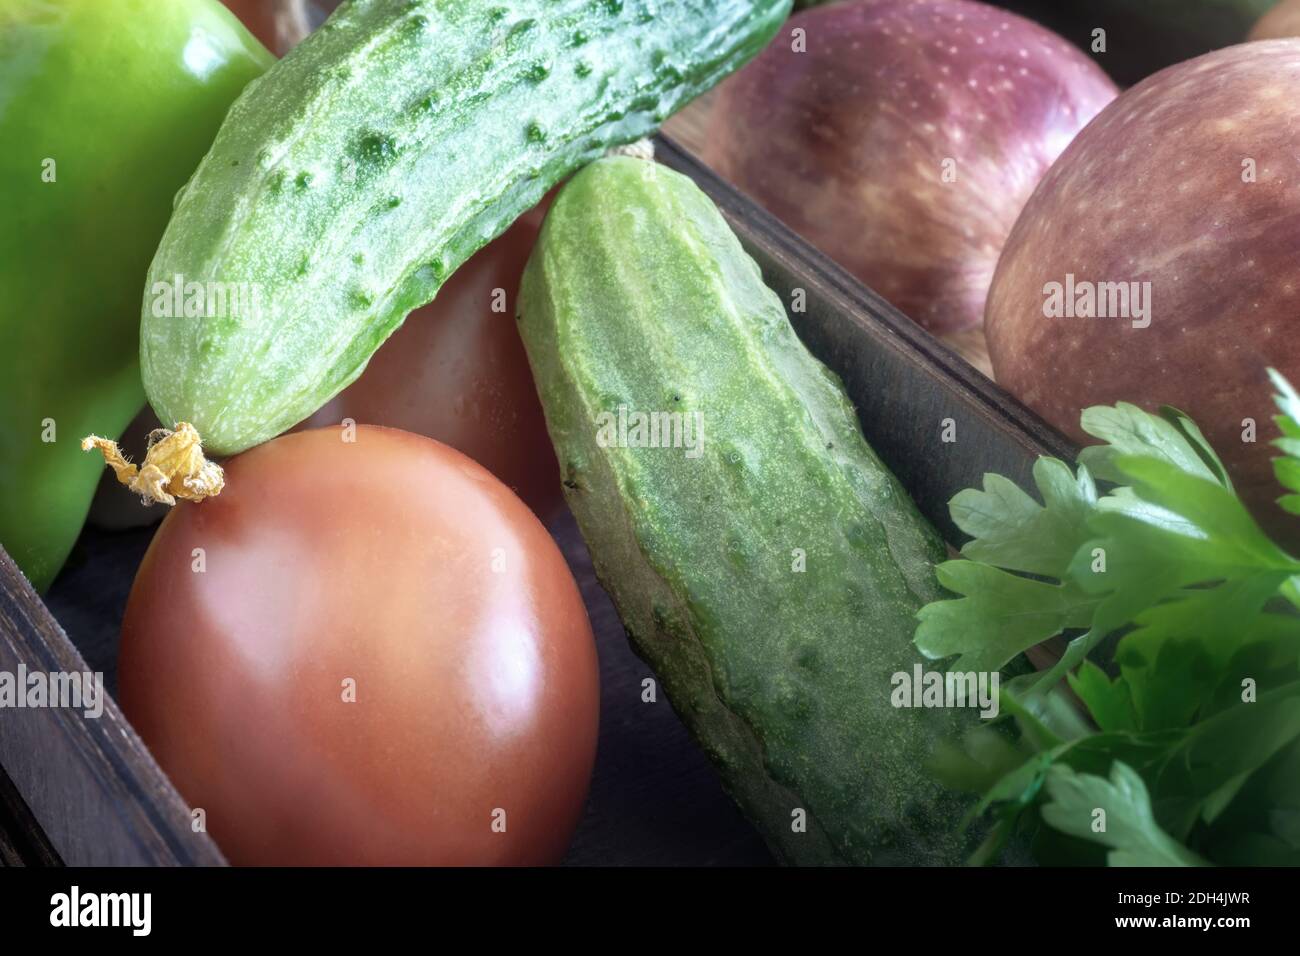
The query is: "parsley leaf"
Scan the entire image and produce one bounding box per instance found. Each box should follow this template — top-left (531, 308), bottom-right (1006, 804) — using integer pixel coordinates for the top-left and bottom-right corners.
top-left (1271, 367), bottom-right (1300, 515)
top-left (1040, 762), bottom-right (1207, 866)
top-left (915, 457), bottom-right (1099, 671)
top-left (1078, 403), bottom-right (1228, 489)
top-left (916, 562), bottom-right (1094, 672)
top-left (916, 370), bottom-right (1300, 865)
top-left (952, 458), bottom-right (1097, 577)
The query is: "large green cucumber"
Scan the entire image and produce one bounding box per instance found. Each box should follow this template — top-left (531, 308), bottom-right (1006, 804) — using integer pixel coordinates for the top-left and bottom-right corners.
top-left (518, 156), bottom-right (974, 865)
top-left (141, 0), bottom-right (789, 455)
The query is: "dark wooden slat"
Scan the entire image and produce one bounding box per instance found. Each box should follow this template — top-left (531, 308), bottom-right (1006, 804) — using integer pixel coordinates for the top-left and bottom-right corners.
top-left (0, 758), bottom-right (61, 866)
top-left (0, 550), bottom-right (225, 865)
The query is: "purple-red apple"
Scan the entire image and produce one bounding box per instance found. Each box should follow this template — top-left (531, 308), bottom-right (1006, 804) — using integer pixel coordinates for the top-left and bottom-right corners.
top-left (986, 41), bottom-right (1300, 530)
top-left (704, 0), bottom-right (1117, 334)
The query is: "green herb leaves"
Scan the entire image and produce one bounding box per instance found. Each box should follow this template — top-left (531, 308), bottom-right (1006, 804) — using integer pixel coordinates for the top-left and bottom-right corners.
top-left (1271, 368), bottom-right (1300, 516)
top-left (1041, 763), bottom-right (1208, 867)
top-left (917, 370), bottom-right (1300, 865)
top-left (916, 458), bottom-right (1098, 673)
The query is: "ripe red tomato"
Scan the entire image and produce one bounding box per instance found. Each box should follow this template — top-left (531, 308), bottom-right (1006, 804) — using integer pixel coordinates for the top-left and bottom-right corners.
top-left (305, 205), bottom-right (561, 519)
top-left (119, 426), bottom-right (598, 865)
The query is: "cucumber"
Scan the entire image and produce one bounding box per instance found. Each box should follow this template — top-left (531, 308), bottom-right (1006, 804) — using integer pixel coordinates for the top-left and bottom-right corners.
top-left (517, 156), bottom-right (974, 865)
top-left (141, 0), bottom-right (789, 455)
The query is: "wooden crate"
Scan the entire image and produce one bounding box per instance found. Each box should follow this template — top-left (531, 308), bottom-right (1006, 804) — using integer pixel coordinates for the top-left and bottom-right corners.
top-left (0, 136), bottom-right (1073, 866)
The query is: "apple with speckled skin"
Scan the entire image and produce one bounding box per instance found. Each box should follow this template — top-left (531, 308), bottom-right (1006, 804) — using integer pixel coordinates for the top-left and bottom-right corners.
top-left (704, 0), bottom-right (1117, 334)
top-left (986, 41), bottom-right (1300, 529)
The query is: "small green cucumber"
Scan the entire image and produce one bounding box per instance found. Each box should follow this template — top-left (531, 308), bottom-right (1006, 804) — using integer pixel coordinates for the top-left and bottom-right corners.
top-left (518, 156), bottom-right (978, 865)
top-left (141, 0), bottom-right (790, 455)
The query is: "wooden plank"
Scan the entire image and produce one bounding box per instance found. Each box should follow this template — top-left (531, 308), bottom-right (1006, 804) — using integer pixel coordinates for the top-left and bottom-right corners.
top-left (0, 550), bottom-right (225, 866)
top-left (0, 759), bottom-right (61, 866)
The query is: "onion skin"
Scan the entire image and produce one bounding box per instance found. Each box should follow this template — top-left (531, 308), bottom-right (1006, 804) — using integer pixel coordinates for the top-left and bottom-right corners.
top-left (986, 41), bottom-right (1300, 530)
top-left (119, 426), bottom-right (600, 865)
top-left (704, 0), bottom-right (1116, 334)
top-left (1251, 0), bottom-right (1300, 40)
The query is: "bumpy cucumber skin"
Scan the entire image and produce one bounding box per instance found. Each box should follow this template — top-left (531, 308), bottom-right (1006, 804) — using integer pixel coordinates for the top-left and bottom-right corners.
top-left (141, 0), bottom-right (790, 455)
top-left (518, 157), bottom-right (977, 865)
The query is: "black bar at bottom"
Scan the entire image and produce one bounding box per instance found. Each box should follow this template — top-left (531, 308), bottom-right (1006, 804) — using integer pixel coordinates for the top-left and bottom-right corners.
top-left (0, 865), bottom-right (1279, 940)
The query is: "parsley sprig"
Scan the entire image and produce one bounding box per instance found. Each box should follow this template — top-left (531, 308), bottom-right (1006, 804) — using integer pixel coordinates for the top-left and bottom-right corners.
top-left (916, 370), bottom-right (1300, 865)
